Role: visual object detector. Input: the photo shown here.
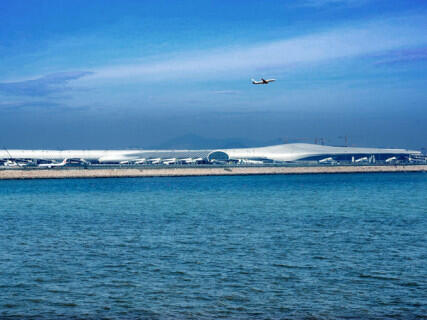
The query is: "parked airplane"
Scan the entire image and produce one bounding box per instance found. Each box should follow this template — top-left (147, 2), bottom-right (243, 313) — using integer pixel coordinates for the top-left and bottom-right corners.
top-left (163, 158), bottom-right (177, 165)
top-left (1, 159), bottom-right (31, 167)
top-left (1, 159), bottom-right (19, 167)
top-left (148, 158), bottom-right (162, 164)
top-left (251, 78), bottom-right (276, 85)
top-left (1, 148), bottom-right (32, 167)
top-left (355, 157), bottom-right (368, 163)
top-left (38, 158), bottom-right (68, 168)
top-left (180, 157), bottom-right (203, 164)
top-left (133, 158), bottom-right (147, 164)
top-left (68, 158), bottom-right (89, 165)
top-left (238, 159), bottom-right (264, 164)
top-left (191, 157), bottom-right (204, 164)
top-left (385, 156), bottom-right (397, 163)
top-left (318, 157), bottom-right (338, 164)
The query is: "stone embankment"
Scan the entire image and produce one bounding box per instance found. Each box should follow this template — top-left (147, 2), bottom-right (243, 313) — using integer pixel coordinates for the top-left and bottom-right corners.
top-left (0, 165), bottom-right (426, 180)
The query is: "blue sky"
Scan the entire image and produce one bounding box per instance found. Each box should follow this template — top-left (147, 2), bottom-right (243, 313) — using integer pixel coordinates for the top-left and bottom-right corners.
top-left (0, 0), bottom-right (426, 149)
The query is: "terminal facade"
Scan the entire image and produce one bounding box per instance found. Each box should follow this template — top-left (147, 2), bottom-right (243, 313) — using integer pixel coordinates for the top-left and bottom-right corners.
top-left (0, 143), bottom-right (424, 167)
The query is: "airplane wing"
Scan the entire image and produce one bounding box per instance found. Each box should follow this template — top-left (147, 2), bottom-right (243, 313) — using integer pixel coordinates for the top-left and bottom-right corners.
top-left (252, 78), bottom-right (275, 84)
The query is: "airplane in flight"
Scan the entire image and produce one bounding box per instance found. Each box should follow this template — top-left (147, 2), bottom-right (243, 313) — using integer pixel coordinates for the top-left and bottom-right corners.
top-left (251, 78), bottom-right (276, 85)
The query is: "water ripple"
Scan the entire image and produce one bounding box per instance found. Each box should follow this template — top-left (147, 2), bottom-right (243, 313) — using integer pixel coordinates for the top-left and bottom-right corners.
top-left (0, 173), bottom-right (426, 319)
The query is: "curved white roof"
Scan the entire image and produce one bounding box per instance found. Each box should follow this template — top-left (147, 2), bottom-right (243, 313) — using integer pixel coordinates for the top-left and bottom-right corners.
top-left (0, 143), bottom-right (420, 162)
top-left (222, 143), bottom-right (420, 162)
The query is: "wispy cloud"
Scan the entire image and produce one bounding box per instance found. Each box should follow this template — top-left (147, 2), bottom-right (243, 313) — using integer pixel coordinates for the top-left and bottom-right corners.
top-left (0, 71), bottom-right (93, 96)
top-left (0, 100), bottom-right (90, 112)
top-left (374, 48), bottom-right (427, 65)
top-left (213, 90), bottom-right (241, 95)
top-left (0, 100), bottom-right (62, 110)
top-left (299, 0), bottom-right (369, 7)
top-left (83, 15), bottom-right (426, 83)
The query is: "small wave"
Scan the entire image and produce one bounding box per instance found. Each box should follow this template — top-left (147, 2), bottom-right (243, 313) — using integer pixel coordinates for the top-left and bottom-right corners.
top-left (221, 294), bottom-right (250, 303)
top-left (272, 263), bottom-right (312, 269)
top-left (313, 255), bottom-right (327, 260)
top-left (51, 301), bottom-right (78, 307)
top-left (169, 270), bottom-right (188, 276)
top-left (359, 273), bottom-right (399, 281)
top-left (399, 281), bottom-right (419, 287)
top-left (10, 282), bottom-right (32, 289)
top-left (102, 264), bottom-right (126, 268)
top-left (46, 288), bottom-right (70, 294)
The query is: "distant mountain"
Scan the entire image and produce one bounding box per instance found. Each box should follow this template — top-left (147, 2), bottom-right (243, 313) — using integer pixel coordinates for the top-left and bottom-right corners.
top-left (145, 134), bottom-right (285, 150)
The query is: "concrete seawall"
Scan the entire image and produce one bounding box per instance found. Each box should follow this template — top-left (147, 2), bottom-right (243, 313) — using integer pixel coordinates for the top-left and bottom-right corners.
top-left (0, 165), bottom-right (426, 180)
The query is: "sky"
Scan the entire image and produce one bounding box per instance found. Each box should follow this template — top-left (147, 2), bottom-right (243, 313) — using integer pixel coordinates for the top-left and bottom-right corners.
top-left (0, 0), bottom-right (426, 150)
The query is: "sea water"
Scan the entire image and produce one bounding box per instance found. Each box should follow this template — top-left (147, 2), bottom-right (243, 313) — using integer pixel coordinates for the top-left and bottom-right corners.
top-left (0, 173), bottom-right (426, 319)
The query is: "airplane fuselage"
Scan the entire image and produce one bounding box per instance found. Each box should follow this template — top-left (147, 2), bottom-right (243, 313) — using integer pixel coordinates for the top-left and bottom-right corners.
top-left (251, 78), bottom-right (276, 85)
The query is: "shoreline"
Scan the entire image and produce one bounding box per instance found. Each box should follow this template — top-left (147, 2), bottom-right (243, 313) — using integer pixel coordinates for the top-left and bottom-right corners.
top-left (0, 165), bottom-right (426, 180)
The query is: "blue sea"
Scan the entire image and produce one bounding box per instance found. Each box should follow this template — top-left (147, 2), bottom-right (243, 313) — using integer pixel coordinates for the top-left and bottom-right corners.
top-left (0, 173), bottom-right (426, 319)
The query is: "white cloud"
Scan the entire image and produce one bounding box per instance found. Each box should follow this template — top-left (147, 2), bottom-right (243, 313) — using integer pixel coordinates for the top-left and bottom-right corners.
top-left (81, 14), bottom-right (426, 84)
top-left (0, 72), bottom-right (93, 96)
top-left (299, 0), bottom-right (368, 7)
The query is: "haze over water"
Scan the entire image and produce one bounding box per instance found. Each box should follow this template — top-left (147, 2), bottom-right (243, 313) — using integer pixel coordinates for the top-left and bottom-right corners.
top-left (0, 173), bottom-right (426, 319)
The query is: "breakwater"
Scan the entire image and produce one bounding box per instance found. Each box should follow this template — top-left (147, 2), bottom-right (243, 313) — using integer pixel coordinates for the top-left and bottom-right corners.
top-left (0, 165), bottom-right (426, 180)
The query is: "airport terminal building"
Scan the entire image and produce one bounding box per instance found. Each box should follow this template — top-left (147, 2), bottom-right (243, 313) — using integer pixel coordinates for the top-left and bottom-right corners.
top-left (0, 143), bottom-right (423, 166)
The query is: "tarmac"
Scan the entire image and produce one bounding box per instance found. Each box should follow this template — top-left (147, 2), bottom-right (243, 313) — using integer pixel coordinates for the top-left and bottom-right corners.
top-left (0, 165), bottom-right (426, 180)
